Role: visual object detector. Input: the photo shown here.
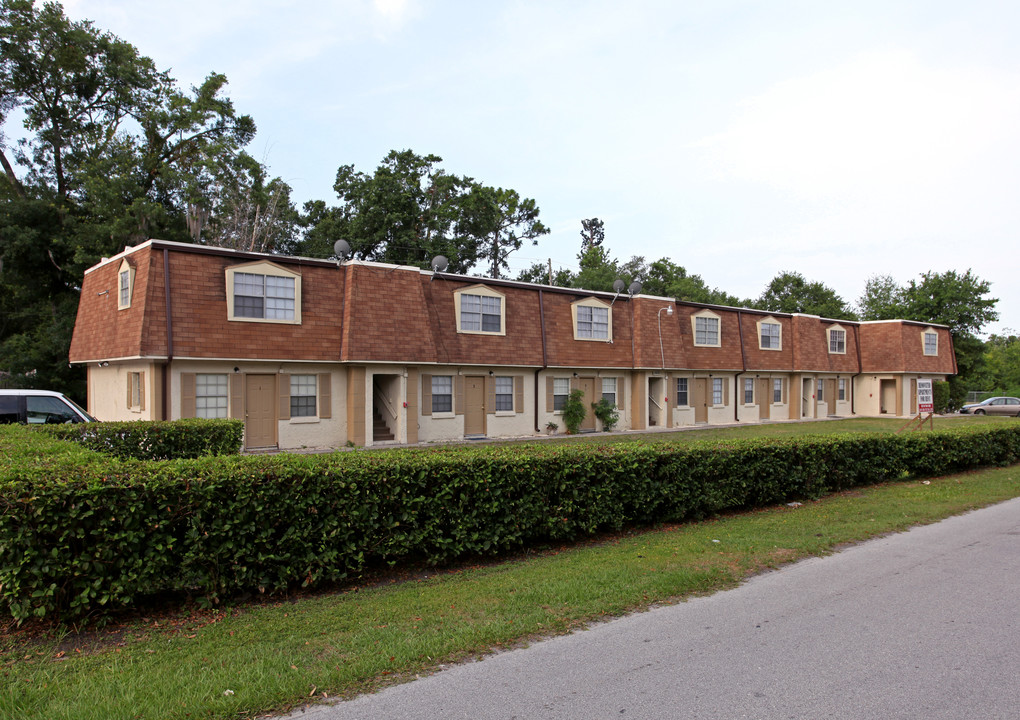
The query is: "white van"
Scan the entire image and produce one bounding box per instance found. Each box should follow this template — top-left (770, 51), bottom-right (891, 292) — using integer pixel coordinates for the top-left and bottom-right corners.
top-left (0, 389), bottom-right (96, 424)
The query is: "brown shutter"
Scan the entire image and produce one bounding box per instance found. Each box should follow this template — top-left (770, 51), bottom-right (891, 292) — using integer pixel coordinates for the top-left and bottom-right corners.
top-left (486, 375), bottom-right (495, 415)
top-left (126, 374), bottom-right (133, 409)
top-left (546, 376), bottom-right (554, 412)
top-left (405, 369), bottom-right (419, 443)
top-left (181, 373), bottom-right (196, 418)
top-left (724, 377), bottom-right (730, 406)
top-left (278, 373), bottom-right (291, 420)
top-left (594, 378), bottom-right (602, 404)
top-left (230, 374), bottom-right (244, 419)
top-left (617, 376), bottom-right (625, 409)
top-left (318, 373), bottom-right (331, 419)
top-left (514, 376), bottom-right (524, 413)
top-left (139, 372), bottom-right (146, 412)
top-left (455, 375), bottom-right (464, 415)
top-left (665, 375), bottom-right (673, 428)
top-left (422, 374), bottom-right (432, 416)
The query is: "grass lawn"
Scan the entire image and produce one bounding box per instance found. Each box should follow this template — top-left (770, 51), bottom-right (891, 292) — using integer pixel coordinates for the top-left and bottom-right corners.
top-left (3, 417), bottom-right (1018, 720)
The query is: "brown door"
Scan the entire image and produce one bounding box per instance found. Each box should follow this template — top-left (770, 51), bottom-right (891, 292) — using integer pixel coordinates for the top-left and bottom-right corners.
top-left (464, 376), bottom-right (486, 436)
top-left (245, 374), bottom-right (276, 449)
top-left (910, 379), bottom-right (917, 414)
top-left (694, 378), bottom-right (708, 423)
top-left (580, 377), bottom-right (596, 431)
top-left (756, 378), bottom-right (771, 420)
top-left (826, 380), bottom-right (837, 415)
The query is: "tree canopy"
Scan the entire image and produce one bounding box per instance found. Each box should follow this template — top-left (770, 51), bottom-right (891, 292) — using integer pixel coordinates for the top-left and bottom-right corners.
top-left (754, 271), bottom-right (856, 320)
top-left (1, 0), bottom-right (256, 397)
top-left (296, 150), bottom-right (547, 277)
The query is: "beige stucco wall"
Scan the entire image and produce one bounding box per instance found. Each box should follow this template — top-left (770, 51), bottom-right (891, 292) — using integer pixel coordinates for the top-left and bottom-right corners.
top-left (167, 361), bottom-right (347, 451)
top-left (87, 361), bottom-right (159, 421)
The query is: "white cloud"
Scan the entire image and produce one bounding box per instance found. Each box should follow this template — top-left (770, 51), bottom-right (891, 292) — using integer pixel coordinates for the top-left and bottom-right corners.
top-left (696, 49), bottom-right (1020, 201)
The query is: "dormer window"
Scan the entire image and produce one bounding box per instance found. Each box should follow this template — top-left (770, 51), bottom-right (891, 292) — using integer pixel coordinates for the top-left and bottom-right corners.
top-left (226, 261), bottom-right (302, 324)
top-left (757, 317), bottom-right (782, 350)
top-left (571, 297), bottom-right (612, 341)
top-left (922, 327), bottom-right (938, 356)
top-left (118, 258), bottom-right (135, 310)
top-left (692, 310), bottom-right (721, 347)
top-left (454, 285), bottom-right (505, 335)
top-left (828, 325), bottom-right (847, 354)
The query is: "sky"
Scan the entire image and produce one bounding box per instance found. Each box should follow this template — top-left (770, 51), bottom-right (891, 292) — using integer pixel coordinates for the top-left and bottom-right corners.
top-left (57, 0), bottom-right (1018, 336)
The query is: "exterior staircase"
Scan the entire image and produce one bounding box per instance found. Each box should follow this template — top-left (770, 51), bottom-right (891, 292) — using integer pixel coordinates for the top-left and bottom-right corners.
top-left (373, 408), bottom-right (394, 442)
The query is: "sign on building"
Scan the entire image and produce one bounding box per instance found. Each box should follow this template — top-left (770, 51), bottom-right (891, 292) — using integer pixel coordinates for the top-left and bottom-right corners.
top-left (917, 378), bottom-right (934, 413)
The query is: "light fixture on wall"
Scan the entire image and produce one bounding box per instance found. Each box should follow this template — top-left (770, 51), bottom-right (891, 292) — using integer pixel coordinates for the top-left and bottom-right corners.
top-left (658, 304), bottom-right (674, 369)
top-left (572, 372), bottom-right (579, 378)
top-left (488, 370), bottom-right (494, 376)
top-left (98, 361), bottom-right (109, 367)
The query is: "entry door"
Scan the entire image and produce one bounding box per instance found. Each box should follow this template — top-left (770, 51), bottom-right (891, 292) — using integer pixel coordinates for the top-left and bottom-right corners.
top-left (881, 380), bottom-right (897, 414)
top-left (694, 378), bottom-right (708, 423)
top-left (803, 378), bottom-right (813, 418)
top-left (464, 376), bottom-right (486, 436)
top-left (245, 374), bottom-right (277, 449)
top-left (580, 377), bottom-right (597, 431)
top-left (756, 378), bottom-right (770, 420)
top-left (826, 380), bottom-right (837, 415)
top-left (910, 379), bottom-right (918, 414)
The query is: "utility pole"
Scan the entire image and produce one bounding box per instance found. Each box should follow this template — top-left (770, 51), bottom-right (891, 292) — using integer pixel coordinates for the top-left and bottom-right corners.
top-left (548, 258), bottom-right (552, 285)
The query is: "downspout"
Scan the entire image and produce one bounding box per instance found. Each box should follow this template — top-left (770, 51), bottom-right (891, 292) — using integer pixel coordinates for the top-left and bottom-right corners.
top-left (534, 289), bottom-right (548, 433)
top-left (162, 248), bottom-right (174, 421)
top-left (851, 323), bottom-right (863, 415)
top-left (735, 310), bottom-right (748, 422)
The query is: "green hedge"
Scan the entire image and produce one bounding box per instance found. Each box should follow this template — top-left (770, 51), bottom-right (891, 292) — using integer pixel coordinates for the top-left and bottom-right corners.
top-left (2, 424), bottom-right (1019, 623)
top-left (38, 419), bottom-right (243, 460)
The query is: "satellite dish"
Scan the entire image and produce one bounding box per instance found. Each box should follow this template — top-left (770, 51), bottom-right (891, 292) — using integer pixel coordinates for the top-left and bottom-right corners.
top-left (431, 255), bottom-right (449, 273)
top-left (333, 239), bottom-right (351, 261)
top-left (628, 280), bottom-right (643, 296)
top-left (613, 278), bottom-right (625, 293)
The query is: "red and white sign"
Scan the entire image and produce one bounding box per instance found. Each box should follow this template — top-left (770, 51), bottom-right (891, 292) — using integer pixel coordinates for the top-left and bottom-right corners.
top-left (917, 378), bottom-right (934, 413)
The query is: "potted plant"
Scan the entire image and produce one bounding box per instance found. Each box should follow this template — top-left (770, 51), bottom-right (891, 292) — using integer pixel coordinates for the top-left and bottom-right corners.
top-left (545, 421), bottom-right (559, 435)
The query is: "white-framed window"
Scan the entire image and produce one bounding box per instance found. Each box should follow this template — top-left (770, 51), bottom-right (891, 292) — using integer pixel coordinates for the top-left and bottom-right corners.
top-left (553, 377), bottom-right (570, 411)
top-left (431, 376), bottom-right (453, 413)
top-left (455, 285), bottom-right (505, 336)
top-left (838, 378), bottom-right (847, 401)
top-left (743, 378), bottom-right (754, 404)
top-left (495, 376), bottom-right (514, 411)
top-left (290, 375), bottom-right (316, 417)
top-left (923, 328), bottom-right (938, 356)
top-left (828, 327), bottom-right (846, 354)
top-left (461, 294), bottom-right (501, 333)
top-left (712, 377), bottom-right (723, 405)
top-left (572, 298), bottom-right (612, 341)
top-left (693, 311), bottom-right (721, 347)
top-left (127, 371), bottom-right (145, 411)
top-left (676, 377), bottom-right (689, 406)
top-left (758, 318), bottom-right (781, 350)
top-left (773, 378), bottom-right (783, 404)
top-left (196, 373), bottom-right (228, 419)
top-left (117, 258), bottom-right (135, 310)
top-left (601, 377), bottom-right (617, 406)
top-left (817, 379), bottom-right (825, 402)
top-left (226, 261), bottom-right (301, 324)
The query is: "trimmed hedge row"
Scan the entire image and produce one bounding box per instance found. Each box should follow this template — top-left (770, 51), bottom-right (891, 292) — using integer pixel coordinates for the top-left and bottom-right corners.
top-left (2, 424), bottom-right (1019, 622)
top-left (38, 419), bottom-right (244, 460)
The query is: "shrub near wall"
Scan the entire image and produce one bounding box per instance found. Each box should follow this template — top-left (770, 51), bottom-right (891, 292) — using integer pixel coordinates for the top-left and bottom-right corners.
top-left (39, 419), bottom-right (243, 460)
top-left (2, 424), bottom-right (1019, 623)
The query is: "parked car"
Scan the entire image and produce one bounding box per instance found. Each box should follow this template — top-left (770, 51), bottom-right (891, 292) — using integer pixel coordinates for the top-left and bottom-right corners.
top-left (959, 396), bottom-right (1020, 416)
top-left (0, 389), bottom-right (96, 424)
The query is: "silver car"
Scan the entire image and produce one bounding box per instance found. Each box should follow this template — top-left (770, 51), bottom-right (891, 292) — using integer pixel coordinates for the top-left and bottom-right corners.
top-left (959, 396), bottom-right (1020, 416)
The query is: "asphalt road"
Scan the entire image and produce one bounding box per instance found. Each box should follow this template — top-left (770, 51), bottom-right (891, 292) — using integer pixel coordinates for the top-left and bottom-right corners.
top-left (288, 497), bottom-right (1020, 720)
